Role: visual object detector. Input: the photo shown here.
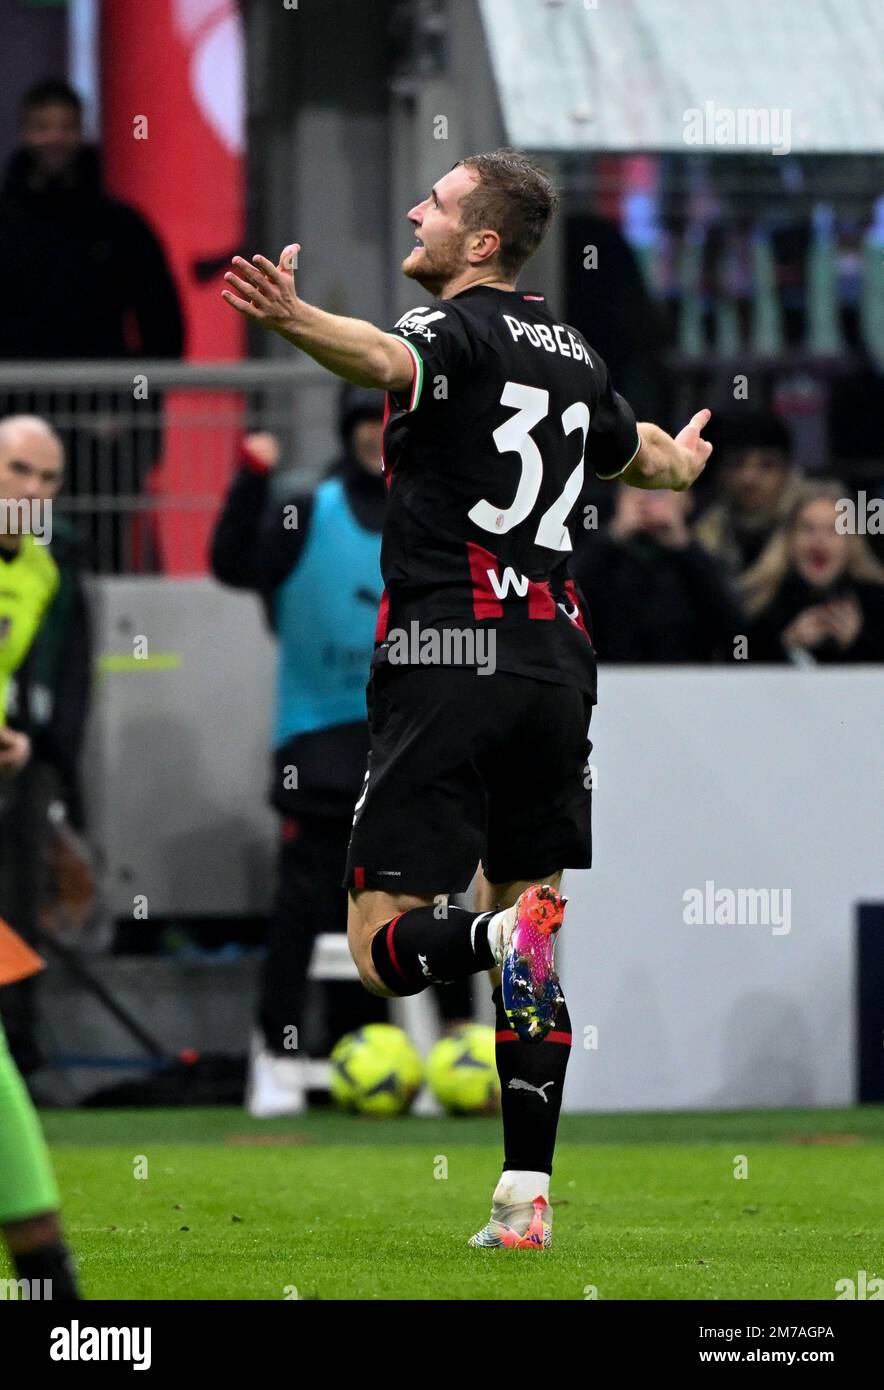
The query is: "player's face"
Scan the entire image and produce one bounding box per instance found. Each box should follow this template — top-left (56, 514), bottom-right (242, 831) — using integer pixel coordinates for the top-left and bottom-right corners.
top-left (722, 448), bottom-right (790, 518)
top-left (350, 417), bottom-right (384, 476)
top-left (0, 431), bottom-right (64, 504)
top-left (402, 166), bottom-right (480, 294)
top-left (789, 497), bottom-right (849, 588)
top-left (22, 102), bottom-right (82, 179)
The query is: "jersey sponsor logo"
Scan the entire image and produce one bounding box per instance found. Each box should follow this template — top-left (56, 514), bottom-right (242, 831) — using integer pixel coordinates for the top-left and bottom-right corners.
top-left (502, 314), bottom-right (592, 365)
top-left (394, 307), bottom-right (446, 341)
top-left (488, 566), bottom-right (529, 600)
top-left (563, 581), bottom-right (589, 635)
top-left (465, 543), bottom-right (559, 623)
top-left (487, 566), bottom-right (569, 621)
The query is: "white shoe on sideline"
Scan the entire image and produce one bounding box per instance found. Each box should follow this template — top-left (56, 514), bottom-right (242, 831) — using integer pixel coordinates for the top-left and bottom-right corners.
top-left (245, 1032), bottom-right (307, 1117)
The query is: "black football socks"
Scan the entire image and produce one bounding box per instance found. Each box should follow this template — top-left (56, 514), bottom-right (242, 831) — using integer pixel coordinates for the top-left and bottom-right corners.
top-left (14, 1239), bottom-right (81, 1299)
top-left (370, 906), bottom-right (495, 995)
top-left (493, 985), bottom-right (572, 1175)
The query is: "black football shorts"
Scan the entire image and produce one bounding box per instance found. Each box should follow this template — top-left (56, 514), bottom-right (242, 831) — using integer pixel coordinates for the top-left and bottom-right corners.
top-left (344, 663), bottom-right (593, 896)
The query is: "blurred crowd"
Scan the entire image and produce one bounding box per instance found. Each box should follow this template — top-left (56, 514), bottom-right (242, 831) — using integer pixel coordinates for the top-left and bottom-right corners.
top-left (572, 408), bottom-right (884, 666)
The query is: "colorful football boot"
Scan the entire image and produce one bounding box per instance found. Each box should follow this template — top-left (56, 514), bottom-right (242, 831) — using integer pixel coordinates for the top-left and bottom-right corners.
top-left (500, 883), bottom-right (566, 1042)
top-left (469, 1194), bottom-right (552, 1249)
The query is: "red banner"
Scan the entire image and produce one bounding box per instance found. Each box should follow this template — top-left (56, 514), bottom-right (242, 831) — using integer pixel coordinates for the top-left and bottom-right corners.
top-left (101, 0), bottom-right (246, 573)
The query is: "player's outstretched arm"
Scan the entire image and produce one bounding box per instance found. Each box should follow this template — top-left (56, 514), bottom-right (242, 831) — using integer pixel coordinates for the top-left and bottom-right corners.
top-left (622, 410), bottom-right (713, 492)
top-left (222, 243), bottom-right (414, 393)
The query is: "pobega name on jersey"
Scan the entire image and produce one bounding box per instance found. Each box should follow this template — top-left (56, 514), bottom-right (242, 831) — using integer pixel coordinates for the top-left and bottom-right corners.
top-left (502, 315), bottom-right (593, 365)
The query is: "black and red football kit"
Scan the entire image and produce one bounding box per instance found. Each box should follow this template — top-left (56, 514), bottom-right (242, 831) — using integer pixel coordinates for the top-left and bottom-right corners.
top-left (345, 285), bottom-right (640, 894)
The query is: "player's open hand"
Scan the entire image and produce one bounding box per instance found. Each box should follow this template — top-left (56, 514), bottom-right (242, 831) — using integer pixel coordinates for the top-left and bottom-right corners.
top-left (222, 244), bottom-right (302, 338)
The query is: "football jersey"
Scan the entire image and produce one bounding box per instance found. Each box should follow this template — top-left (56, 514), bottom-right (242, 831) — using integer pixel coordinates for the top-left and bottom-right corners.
top-left (374, 284), bottom-right (640, 697)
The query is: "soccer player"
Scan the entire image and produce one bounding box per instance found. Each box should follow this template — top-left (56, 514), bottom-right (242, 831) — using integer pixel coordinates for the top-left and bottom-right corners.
top-left (222, 150), bottom-right (711, 1248)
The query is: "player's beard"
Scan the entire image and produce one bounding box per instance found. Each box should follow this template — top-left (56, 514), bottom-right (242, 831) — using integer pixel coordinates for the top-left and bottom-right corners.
top-left (402, 228), bottom-right (468, 297)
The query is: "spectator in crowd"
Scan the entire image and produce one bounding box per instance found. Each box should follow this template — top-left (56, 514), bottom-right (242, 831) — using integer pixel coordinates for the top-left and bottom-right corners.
top-left (743, 480), bottom-right (884, 664)
top-left (4, 433), bottom-right (92, 831)
top-left (571, 484), bottom-right (742, 664)
top-left (211, 389), bottom-right (471, 1116)
top-left (694, 411), bottom-right (803, 576)
top-left (0, 415), bottom-right (94, 1078)
top-left (0, 417), bottom-right (61, 719)
top-left (0, 79), bottom-right (185, 572)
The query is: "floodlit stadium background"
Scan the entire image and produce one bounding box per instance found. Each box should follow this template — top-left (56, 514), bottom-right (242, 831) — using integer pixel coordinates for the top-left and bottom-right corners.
top-left (1, 0), bottom-right (882, 1118)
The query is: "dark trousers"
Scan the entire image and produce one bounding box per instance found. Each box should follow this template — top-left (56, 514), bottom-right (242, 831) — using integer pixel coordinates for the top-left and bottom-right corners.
top-left (259, 812), bottom-right (472, 1057)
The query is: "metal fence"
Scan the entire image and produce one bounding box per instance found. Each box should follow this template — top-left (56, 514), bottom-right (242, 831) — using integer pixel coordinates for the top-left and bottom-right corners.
top-left (0, 361), bottom-right (342, 574)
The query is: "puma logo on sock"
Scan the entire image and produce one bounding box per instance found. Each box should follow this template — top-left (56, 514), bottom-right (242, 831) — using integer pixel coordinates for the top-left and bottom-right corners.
top-left (508, 1078), bottom-right (555, 1102)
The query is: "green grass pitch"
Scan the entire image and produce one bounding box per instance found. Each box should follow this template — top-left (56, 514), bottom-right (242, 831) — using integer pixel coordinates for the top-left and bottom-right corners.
top-left (5, 1106), bottom-right (883, 1300)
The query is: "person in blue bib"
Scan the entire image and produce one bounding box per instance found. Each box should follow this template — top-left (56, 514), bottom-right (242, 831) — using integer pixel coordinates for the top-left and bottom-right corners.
top-left (212, 387), bottom-right (471, 1114)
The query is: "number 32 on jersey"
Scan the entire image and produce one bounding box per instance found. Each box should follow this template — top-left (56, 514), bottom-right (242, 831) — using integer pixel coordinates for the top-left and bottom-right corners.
top-left (468, 381), bottom-right (589, 553)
